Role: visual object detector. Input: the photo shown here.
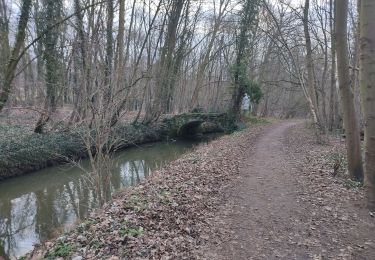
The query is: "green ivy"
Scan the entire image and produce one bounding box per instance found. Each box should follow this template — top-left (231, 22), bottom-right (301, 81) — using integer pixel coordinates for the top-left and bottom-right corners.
top-left (229, 63), bottom-right (263, 104)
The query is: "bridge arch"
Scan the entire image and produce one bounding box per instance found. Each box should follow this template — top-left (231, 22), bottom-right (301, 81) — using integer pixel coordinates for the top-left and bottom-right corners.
top-left (163, 112), bottom-right (235, 138)
top-left (178, 120), bottom-right (206, 137)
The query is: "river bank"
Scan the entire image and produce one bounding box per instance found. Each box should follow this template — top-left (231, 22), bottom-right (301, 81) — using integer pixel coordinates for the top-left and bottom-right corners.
top-left (27, 121), bottom-right (269, 259)
top-left (0, 113), bottom-right (233, 181)
top-left (27, 120), bottom-right (375, 260)
top-left (0, 138), bottom-right (209, 259)
top-left (0, 124), bottom-right (162, 181)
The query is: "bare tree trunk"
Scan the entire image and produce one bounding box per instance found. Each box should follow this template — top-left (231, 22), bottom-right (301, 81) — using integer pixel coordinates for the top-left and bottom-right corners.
top-left (263, 0), bottom-right (320, 130)
top-left (191, 0), bottom-right (228, 109)
top-left (115, 0), bottom-right (125, 72)
top-left (69, 0), bottom-right (89, 123)
top-left (145, 0), bottom-right (185, 122)
top-left (328, 0), bottom-right (338, 131)
top-left (303, 0), bottom-right (321, 130)
top-left (112, 0), bottom-right (162, 125)
top-left (350, 2), bottom-right (363, 130)
top-left (115, 0), bottom-right (125, 84)
top-left (317, 4), bottom-right (329, 131)
top-left (336, 0), bottom-right (363, 181)
top-left (0, 0), bottom-right (32, 111)
top-left (124, 0), bottom-right (137, 70)
top-left (112, 0), bottom-right (125, 117)
top-left (359, 0), bottom-right (375, 210)
top-left (34, 0), bottom-right (45, 105)
top-left (104, 0), bottom-right (114, 105)
top-left (167, 0), bottom-right (196, 112)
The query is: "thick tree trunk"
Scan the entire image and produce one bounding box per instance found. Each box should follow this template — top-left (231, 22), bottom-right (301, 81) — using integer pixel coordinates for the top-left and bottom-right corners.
top-left (0, 0), bottom-right (32, 111)
top-left (336, 0), bottom-right (364, 181)
top-left (115, 0), bottom-right (125, 71)
top-left (359, 0), bottom-right (375, 210)
top-left (231, 0), bottom-right (258, 121)
top-left (69, 0), bottom-right (89, 123)
top-left (0, 0), bottom-right (10, 86)
top-left (110, 0), bottom-right (125, 118)
top-left (34, 0), bottom-right (62, 133)
top-left (145, 0), bottom-right (185, 122)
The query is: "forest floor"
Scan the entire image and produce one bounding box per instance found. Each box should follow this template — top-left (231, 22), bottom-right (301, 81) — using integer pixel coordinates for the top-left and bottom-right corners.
top-left (205, 121), bottom-right (375, 259)
top-left (28, 120), bottom-right (375, 260)
top-left (0, 106), bottom-right (163, 129)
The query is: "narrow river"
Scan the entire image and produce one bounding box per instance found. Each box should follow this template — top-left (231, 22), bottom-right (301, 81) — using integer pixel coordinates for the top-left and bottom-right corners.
top-left (0, 136), bottom-right (217, 259)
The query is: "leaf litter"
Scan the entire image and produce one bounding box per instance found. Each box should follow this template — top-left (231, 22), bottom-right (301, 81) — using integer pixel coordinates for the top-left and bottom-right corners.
top-left (27, 125), bottom-right (266, 259)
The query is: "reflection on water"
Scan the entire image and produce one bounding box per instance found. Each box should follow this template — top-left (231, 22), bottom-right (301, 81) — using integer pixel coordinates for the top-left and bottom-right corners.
top-left (0, 139), bottom-right (204, 259)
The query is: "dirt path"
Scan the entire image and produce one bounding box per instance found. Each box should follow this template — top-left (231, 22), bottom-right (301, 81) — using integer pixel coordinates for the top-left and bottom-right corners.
top-left (207, 121), bottom-right (375, 259)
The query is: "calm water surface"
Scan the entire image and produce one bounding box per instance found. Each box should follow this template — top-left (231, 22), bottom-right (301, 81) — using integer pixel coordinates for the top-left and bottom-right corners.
top-left (0, 138), bottom-right (211, 259)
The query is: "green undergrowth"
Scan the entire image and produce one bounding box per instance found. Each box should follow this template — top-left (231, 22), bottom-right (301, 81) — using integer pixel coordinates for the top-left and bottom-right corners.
top-left (235, 115), bottom-right (271, 132)
top-left (119, 225), bottom-right (144, 238)
top-left (0, 113), bottom-right (234, 180)
top-left (46, 242), bottom-right (73, 258)
top-left (323, 138), bottom-right (364, 190)
top-left (244, 115), bottom-right (271, 125)
top-left (0, 124), bottom-right (162, 180)
top-left (344, 179), bottom-right (363, 189)
top-left (326, 151), bottom-right (348, 176)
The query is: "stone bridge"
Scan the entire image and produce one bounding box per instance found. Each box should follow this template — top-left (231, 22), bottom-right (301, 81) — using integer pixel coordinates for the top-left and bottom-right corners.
top-left (162, 113), bottom-right (235, 138)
